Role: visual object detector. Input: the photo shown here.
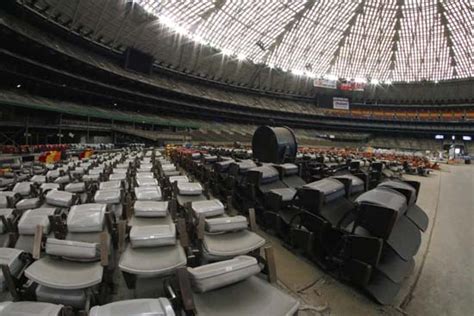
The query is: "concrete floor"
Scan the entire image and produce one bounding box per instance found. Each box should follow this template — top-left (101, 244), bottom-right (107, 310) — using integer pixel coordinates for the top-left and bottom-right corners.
top-left (266, 164), bottom-right (474, 315)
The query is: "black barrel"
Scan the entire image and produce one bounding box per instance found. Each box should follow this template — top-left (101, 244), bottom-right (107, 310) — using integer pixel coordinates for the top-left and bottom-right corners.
top-left (252, 126), bottom-right (297, 163)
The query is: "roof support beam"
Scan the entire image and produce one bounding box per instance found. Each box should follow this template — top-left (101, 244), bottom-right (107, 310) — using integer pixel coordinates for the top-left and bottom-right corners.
top-left (437, 0), bottom-right (458, 77)
top-left (262, 0), bottom-right (316, 63)
top-left (326, 1), bottom-right (365, 75)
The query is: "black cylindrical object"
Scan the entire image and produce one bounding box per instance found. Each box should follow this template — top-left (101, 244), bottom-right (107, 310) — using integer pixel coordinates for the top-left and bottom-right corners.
top-left (252, 126), bottom-right (297, 163)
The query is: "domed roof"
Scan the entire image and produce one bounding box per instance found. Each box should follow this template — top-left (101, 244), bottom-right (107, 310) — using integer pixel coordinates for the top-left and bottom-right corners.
top-left (136, 0), bottom-right (471, 82)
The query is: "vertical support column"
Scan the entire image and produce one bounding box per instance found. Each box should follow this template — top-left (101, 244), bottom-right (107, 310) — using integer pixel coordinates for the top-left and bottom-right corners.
top-left (58, 114), bottom-right (63, 145)
top-left (87, 116), bottom-right (91, 143)
top-left (25, 114), bottom-right (29, 145)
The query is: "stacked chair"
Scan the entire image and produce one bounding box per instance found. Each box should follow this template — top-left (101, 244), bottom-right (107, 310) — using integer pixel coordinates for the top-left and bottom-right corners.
top-left (1, 134), bottom-right (430, 312)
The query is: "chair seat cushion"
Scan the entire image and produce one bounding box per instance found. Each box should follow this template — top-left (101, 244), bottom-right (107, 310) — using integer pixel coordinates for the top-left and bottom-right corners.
top-left (0, 178), bottom-right (15, 188)
top-left (46, 170), bottom-right (60, 179)
top-left (177, 182), bottom-right (203, 196)
top-left (168, 175), bottom-right (189, 183)
top-left (83, 174), bottom-right (101, 182)
top-left (129, 215), bottom-right (173, 227)
top-left (205, 216), bottom-right (248, 233)
top-left (89, 298), bottom-right (175, 316)
top-left (67, 204), bottom-right (106, 233)
top-left (136, 178), bottom-right (158, 187)
top-left (45, 238), bottom-right (99, 261)
top-left (119, 243), bottom-right (186, 277)
top-left (188, 256), bottom-right (260, 293)
top-left (16, 197), bottom-right (42, 211)
top-left (12, 182), bottom-right (33, 197)
top-left (161, 164), bottom-right (176, 172)
top-left (135, 186), bottom-right (162, 201)
top-left (109, 173), bottom-right (127, 181)
top-left (191, 199), bottom-right (224, 218)
top-left (164, 170), bottom-right (180, 177)
top-left (45, 190), bottom-right (74, 208)
top-left (99, 181), bottom-right (121, 190)
top-left (35, 284), bottom-right (86, 309)
top-left (279, 163), bottom-right (299, 176)
top-left (40, 183), bottom-right (60, 191)
top-left (31, 175), bottom-right (46, 184)
top-left (112, 168), bottom-right (128, 174)
top-left (18, 208), bottom-right (56, 235)
top-left (135, 172), bottom-right (154, 179)
top-left (269, 188), bottom-right (297, 202)
top-left (130, 225), bottom-right (176, 248)
top-left (303, 178), bottom-right (345, 202)
top-left (332, 174), bottom-right (365, 195)
top-left (192, 276), bottom-right (299, 316)
top-left (0, 301), bottom-right (64, 316)
top-left (65, 182), bottom-right (86, 193)
top-left (134, 201), bottom-right (168, 217)
top-left (203, 230), bottom-right (265, 259)
top-left (25, 256), bottom-right (103, 290)
top-left (94, 190), bottom-right (121, 204)
top-left (54, 176), bottom-right (71, 185)
top-left (250, 166), bottom-right (280, 184)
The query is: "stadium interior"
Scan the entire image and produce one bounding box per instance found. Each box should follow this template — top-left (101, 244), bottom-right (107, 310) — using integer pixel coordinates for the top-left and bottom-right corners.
top-left (0, 0), bottom-right (472, 315)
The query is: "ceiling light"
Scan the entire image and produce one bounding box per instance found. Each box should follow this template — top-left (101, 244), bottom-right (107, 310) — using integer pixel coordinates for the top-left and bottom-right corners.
top-left (370, 79), bottom-right (380, 85)
top-left (221, 48), bottom-right (233, 56)
top-left (385, 80), bottom-right (392, 85)
top-left (237, 53), bottom-right (246, 61)
top-left (354, 77), bottom-right (367, 83)
top-left (324, 74), bottom-right (338, 81)
top-left (292, 69), bottom-right (304, 76)
top-left (268, 63), bottom-right (275, 69)
top-left (16, 84), bottom-right (21, 88)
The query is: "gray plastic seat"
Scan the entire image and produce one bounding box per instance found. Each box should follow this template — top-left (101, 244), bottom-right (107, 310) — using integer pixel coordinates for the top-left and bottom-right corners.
top-left (134, 186), bottom-right (162, 201)
top-left (12, 182), bottom-right (33, 197)
top-left (191, 199), bottom-right (225, 218)
top-left (193, 276), bottom-right (299, 316)
top-left (45, 190), bottom-right (74, 208)
top-left (99, 181), bottom-right (122, 190)
top-left (136, 178), bottom-right (158, 187)
top-left (119, 243), bottom-right (186, 277)
top-left (202, 230), bottom-right (265, 260)
top-left (25, 256), bottom-right (103, 290)
top-left (134, 201), bottom-right (168, 218)
top-left (129, 214), bottom-right (173, 227)
top-left (0, 301), bottom-right (63, 316)
top-left (269, 188), bottom-right (297, 202)
top-left (303, 178), bottom-right (346, 202)
top-left (89, 298), bottom-right (175, 316)
top-left (16, 197), bottom-right (42, 211)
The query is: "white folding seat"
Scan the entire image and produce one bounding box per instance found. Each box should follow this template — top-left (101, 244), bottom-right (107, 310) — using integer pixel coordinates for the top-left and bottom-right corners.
top-left (0, 301), bottom-right (64, 316)
top-left (44, 190), bottom-right (75, 208)
top-left (89, 298), bottom-right (175, 316)
top-left (168, 175), bottom-right (189, 184)
top-left (134, 186), bottom-right (162, 201)
top-left (136, 178), bottom-right (158, 187)
top-left (185, 256), bottom-right (299, 316)
top-left (94, 189), bottom-right (123, 218)
top-left (25, 238), bottom-right (106, 309)
top-left (15, 208), bottom-right (56, 253)
top-left (12, 182), bottom-right (34, 197)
